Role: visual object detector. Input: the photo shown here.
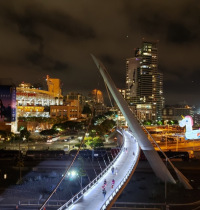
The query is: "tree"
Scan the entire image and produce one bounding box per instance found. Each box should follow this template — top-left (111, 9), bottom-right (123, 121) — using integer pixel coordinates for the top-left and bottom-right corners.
top-left (82, 104), bottom-right (92, 115)
top-left (77, 156), bottom-right (87, 189)
top-left (75, 143), bottom-right (86, 148)
top-left (100, 119), bottom-right (116, 133)
top-left (93, 137), bottom-right (104, 148)
top-left (20, 128), bottom-right (30, 140)
top-left (40, 129), bottom-right (58, 136)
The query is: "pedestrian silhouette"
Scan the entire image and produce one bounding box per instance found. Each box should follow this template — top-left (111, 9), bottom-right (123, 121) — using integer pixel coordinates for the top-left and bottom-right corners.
top-left (111, 179), bottom-right (115, 188)
top-left (102, 188), bottom-right (106, 198)
top-left (111, 167), bottom-right (114, 174)
top-left (104, 179), bottom-right (107, 186)
top-left (115, 167), bottom-right (118, 175)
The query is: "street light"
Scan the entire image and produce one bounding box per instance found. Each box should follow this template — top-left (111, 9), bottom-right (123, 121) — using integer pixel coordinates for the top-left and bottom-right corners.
top-left (65, 170), bottom-right (78, 180)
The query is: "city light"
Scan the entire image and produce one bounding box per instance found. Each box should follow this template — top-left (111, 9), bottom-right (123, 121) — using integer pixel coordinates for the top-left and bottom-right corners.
top-left (67, 170), bottom-right (78, 179)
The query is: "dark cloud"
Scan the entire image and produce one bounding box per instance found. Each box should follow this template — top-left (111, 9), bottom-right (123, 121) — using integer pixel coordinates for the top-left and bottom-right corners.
top-left (1, 3), bottom-right (96, 41)
top-left (26, 52), bottom-right (42, 66)
top-left (54, 61), bottom-right (68, 71)
top-left (0, 0), bottom-right (200, 106)
top-left (26, 51), bottom-right (68, 72)
top-left (167, 22), bottom-right (194, 44)
top-left (16, 16), bottom-right (43, 49)
top-left (99, 55), bottom-right (115, 65)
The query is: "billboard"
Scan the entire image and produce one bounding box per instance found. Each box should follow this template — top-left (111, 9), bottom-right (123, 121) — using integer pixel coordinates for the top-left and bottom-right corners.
top-left (0, 85), bottom-right (16, 122)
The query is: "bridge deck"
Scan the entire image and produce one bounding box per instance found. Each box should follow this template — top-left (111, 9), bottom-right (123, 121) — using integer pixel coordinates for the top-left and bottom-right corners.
top-left (66, 130), bottom-right (139, 210)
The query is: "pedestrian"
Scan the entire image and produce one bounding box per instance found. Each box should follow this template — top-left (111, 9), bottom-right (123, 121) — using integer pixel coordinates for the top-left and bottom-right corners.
top-left (125, 147), bottom-right (128, 153)
top-left (104, 179), bottom-right (107, 186)
top-left (115, 167), bottom-right (118, 175)
top-left (133, 152), bottom-right (135, 156)
top-left (111, 179), bottom-right (115, 188)
top-left (111, 166), bottom-right (114, 174)
top-left (102, 188), bottom-right (106, 198)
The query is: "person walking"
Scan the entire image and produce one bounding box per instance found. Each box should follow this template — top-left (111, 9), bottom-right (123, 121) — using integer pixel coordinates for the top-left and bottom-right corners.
top-left (111, 166), bottom-right (114, 174)
top-left (104, 179), bottom-right (107, 187)
top-left (111, 179), bottom-right (115, 188)
top-left (115, 167), bottom-right (118, 175)
top-left (102, 188), bottom-right (106, 198)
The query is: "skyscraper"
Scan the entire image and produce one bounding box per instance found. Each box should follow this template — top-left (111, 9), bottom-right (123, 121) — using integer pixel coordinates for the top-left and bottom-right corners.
top-left (126, 40), bottom-right (164, 121)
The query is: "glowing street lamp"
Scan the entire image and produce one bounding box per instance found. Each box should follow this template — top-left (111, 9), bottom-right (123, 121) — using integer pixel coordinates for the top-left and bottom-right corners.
top-left (66, 170), bottom-right (78, 179)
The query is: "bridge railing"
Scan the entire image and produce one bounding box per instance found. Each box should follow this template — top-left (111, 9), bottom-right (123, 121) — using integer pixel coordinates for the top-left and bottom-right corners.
top-left (58, 130), bottom-right (124, 210)
top-left (100, 132), bottom-right (140, 210)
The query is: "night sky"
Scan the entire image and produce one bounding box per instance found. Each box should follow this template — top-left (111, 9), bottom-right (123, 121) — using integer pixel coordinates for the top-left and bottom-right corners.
top-left (0, 1), bottom-right (200, 106)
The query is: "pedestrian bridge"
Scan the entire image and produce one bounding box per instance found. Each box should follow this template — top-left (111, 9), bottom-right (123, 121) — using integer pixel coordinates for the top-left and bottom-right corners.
top-left (58, 130), bottom-right (140, 210)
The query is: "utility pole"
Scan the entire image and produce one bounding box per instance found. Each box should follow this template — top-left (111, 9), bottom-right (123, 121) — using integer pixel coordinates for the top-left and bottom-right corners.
top-left (18, 139), bottom-right (22, 183)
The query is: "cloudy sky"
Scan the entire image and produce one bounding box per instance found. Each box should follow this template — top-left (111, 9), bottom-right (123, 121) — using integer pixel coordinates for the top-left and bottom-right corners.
top-left (0, 0), bottom-right (200, 106)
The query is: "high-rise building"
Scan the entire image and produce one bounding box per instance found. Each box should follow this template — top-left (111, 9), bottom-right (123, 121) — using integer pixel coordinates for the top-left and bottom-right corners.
top-left (87, 89), bottom-right (106, 116)
top-left (125, 57), bottom-right (140, 104)
top-left (126, 40), bottom-right (164, 121)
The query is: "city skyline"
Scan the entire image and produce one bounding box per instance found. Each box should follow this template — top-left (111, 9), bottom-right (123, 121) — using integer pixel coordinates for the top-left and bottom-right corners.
top-left (0, 1), bottom-right (200, 106)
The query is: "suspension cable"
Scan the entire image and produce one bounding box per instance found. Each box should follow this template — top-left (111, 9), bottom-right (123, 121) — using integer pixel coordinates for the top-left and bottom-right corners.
top-left (130, 109), bottom-right (192, 188)
top-left (40, 116), bottom-right (93, 210)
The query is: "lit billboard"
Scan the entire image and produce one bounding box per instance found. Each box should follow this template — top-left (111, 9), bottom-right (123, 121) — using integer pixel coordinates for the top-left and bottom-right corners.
top-left (0, 85), bottom-right (16, 122)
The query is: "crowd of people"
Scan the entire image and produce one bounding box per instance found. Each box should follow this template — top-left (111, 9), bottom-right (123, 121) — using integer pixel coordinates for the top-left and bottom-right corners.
top-left (102, 166), bottom-right (118, 198)
top-left (102, 145), bottom-right (130, 198)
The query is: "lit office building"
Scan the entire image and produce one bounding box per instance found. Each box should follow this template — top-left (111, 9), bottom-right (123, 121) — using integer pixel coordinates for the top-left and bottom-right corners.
top-left (50, 92), bottom-right (84, 121)
top-left (50, 103), bottom-right (80, 120)
top-left (16, 76), bottom-right (63, 132)
top-left (17, 79), bottom-right (63, 118)
top-left (118, 88), bottom-right (126, 99)
top-left (87, 89), bottom-right (106, 116)
top-left (126, 40), bottom-right (164, 121)
top-left (126, 57), bottom-right (140, 104)
top-left (162, 105), bottom-right (193, 122)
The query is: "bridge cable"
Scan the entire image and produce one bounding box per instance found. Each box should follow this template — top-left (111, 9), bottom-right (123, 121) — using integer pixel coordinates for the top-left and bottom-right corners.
top-left (129, 109), bottom-right (192, 189)
top-left (40, 115), bottom-right (93, 210)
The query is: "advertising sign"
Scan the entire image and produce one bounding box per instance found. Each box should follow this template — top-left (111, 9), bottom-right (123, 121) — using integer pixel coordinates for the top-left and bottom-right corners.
top-left (0, 85), bottom-right (16, 122)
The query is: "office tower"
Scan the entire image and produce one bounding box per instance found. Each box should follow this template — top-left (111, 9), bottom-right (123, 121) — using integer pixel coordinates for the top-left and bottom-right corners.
top-left (126, 40), bottom-right (164, 121)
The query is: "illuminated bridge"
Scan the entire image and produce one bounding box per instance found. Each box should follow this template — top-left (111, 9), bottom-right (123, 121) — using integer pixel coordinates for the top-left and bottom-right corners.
top-left (57, 130), bottom-right (140, 210)
top-left (39, 55), bottom-right (192, 210)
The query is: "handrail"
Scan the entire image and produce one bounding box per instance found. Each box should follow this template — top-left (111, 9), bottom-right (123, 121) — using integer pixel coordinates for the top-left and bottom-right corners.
top-left (100, 131), bottom-right (140, 210)
top-left (58, 130), bottom-right (124, 210)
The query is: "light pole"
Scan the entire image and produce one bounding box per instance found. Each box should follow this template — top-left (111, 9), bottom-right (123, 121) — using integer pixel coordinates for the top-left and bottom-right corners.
top-left (18, 138), bottom-right (22, 184)
top-left (165, 157), bottom-right (167, 203)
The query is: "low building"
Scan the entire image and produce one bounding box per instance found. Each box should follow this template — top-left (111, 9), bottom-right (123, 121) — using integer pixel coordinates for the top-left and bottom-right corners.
top-left (50, 103), bottom-right (80, 120)
top-left (135, 104), bottom-right (153, 122)
top-left (162, 105), bottom-right (193, 122)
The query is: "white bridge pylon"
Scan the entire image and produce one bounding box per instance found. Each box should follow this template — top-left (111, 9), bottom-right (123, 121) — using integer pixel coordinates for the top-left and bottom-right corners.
top-left (58, 130), bottom-right (140, 210)
top-left (91, 54), bottom-right (176, 185)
